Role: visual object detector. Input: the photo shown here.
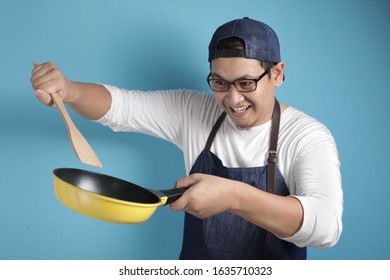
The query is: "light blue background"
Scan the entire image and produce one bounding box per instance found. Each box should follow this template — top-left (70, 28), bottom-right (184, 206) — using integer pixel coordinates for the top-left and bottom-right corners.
top-left (0, 0), bottom-right (389, 260)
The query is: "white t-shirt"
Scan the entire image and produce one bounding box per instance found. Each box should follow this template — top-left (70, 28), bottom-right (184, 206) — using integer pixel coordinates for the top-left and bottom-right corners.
top-left (97, 85), bottom-right (343, 249)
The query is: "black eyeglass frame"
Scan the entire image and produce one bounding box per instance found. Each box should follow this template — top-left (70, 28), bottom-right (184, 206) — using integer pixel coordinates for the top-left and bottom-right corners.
top-left (206, 69), bottom-right (269, 92)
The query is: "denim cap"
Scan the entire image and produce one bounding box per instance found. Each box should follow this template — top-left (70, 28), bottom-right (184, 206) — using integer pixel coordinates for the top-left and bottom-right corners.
top-left (208, 17), bottom-right (281, 63)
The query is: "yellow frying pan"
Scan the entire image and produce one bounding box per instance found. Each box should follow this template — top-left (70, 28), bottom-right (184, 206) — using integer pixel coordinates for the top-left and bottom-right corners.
top-left (53, 168), bottom-right (186, 223)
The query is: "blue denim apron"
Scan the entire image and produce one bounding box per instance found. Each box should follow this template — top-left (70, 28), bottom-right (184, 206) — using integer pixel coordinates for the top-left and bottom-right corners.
top-left (179, 99), bottom-right (307, 259)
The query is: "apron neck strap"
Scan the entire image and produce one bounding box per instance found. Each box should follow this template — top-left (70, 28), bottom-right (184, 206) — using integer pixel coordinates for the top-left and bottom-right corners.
top-left (205, 111), bottom-right (226, 151)
top-left (267, 98), bottom-right (281, 194)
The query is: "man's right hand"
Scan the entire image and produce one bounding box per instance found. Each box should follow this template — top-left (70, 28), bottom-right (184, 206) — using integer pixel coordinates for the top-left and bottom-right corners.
top-left (29, 62), bottom-right (111, 120)
top-left (30, 62), bottom-right (73, 107)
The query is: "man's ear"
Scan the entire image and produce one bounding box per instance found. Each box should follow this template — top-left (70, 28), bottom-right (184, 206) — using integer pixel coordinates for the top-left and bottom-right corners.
top-left (272, 62), bottom-right (285, 87)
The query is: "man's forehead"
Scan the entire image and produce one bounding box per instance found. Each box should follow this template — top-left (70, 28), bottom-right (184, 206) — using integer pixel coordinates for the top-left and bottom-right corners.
top-left (210, 58), bottom-right (263, 77)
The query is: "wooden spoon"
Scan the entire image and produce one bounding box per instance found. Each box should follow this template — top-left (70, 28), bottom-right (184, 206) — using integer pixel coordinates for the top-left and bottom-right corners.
top-left (51, 92), bottom-right (103, 168)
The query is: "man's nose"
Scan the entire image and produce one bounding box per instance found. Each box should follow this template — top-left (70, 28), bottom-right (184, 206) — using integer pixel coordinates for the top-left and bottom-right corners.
top-left (226, 85), bottom-right (244, 103)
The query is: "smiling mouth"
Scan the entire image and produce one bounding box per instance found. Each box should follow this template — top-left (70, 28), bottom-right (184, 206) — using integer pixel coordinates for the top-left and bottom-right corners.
top-left (230, 105), bottom-right (250, 113)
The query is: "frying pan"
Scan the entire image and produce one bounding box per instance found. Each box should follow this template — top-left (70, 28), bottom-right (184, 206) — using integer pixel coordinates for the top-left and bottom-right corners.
top-left (53, 168), bottom-right (187, 223)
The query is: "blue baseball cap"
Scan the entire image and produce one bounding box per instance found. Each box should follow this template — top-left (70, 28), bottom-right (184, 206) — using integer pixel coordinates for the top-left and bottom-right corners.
top-left (208, 17), bottom-right (281, 63)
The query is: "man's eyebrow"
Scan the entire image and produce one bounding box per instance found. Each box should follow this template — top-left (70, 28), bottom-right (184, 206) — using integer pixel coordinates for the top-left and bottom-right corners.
top-left (210, 73), bottom-right (224, 79)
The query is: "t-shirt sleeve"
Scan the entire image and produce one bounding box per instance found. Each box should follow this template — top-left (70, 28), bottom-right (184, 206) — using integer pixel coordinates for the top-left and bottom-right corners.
top-left (279, 126), bottom-right (343, 248)
top-left (95, 84), bottom-right (218, 150)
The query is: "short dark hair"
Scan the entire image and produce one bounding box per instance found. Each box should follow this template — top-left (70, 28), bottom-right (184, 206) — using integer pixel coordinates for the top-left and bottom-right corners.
top-left (216, 37), bottom-right (274, 78)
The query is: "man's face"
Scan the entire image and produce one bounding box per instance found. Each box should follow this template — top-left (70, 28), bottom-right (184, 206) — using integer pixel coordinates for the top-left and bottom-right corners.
top-left (210, 57), bottom-right (280, 128)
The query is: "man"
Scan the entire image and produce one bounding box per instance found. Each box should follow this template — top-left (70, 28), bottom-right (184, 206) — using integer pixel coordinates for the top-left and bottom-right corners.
top-left (30, 17), bottom-right (343, 259)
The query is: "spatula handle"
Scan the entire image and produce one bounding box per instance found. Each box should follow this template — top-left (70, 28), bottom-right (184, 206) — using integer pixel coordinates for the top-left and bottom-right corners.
top-left (51, 92), bottom-right (76, 131)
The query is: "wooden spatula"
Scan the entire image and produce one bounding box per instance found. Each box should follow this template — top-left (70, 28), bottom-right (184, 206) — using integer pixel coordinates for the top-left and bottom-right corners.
top-left (51, 92), bottom-right (103, 168)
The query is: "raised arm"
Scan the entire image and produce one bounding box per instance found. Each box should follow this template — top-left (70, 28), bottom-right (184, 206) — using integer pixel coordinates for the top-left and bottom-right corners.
top-left (30, 62), bottom-right (111, 120)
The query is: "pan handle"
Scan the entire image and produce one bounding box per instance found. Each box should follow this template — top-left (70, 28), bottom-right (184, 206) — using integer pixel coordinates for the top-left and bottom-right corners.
top-left (157, 187), bottom-right (189, 205)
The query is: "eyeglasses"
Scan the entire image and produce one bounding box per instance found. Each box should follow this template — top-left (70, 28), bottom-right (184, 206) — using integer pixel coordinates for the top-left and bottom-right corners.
top-left (206, 69), bottom-right (269, 92)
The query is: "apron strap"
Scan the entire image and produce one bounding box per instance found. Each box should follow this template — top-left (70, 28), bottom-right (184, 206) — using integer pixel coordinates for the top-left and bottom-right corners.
top-left (266, 98), bottom-right (281, 242)
top-left (267, 98), bottom-right (281, 194)
top-left (205, 112), bottom-right (227, 150)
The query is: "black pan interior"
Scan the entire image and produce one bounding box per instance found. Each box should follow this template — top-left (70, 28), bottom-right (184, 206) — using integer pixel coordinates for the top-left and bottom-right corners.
top-left (54, 168), bottom-right (160, 204)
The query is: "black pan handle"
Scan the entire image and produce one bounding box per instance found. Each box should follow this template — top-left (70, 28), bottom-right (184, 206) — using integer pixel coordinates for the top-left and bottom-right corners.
top-left (157, 187), bottom-right (189, 205)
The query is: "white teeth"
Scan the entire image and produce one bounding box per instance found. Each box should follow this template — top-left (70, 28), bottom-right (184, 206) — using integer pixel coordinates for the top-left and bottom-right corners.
top-left (232, 106), bottom-right (249, 113)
